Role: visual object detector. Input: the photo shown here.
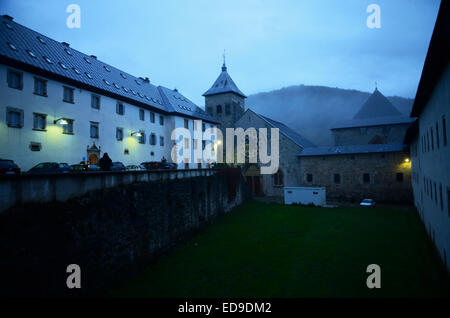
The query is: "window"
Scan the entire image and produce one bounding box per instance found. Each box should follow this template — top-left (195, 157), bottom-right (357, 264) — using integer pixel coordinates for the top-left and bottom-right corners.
top-left (6, 107), bottom-right (23, 128)
top-left (91, 95), bottom-right (100, 109)
top-left (33, 113), bottom-right (46, 130)
top-left (184, 138), bottom-right (190, 149)
top-left (443, 115), bottom-right (447, 146)
top-left (202, 123), bottom-right (206, 132)
top-left (363, 173), bottom-right (370, 184)
top-left (116, 102), bottom-right (124, 115)
top-left (217, 105), bottom-right (222, 113)
top-left (150, 133), bottom-right (156, 146)
top-left (225, 104), bottom-right (231, 115)
top-left (116, 128), bottom-right (123, 141)
top-left (150, 112), bottom-right (155, 123)
top-left (62, 119), bottom-right (74, 134)
top-left (439, 183), bottom-right (443, 211)
top-left (197, 162), bottom-right (202, 169)
top-left (273, 170), bottom-right (284, 186)
top-left (334, 173), bottom-right (341, 184)
top-left (306, 174), bottom-right (313, 183)
top-left (396, 172), bottom-right (404, 182)
top-left (430, 127), bottom-right (434, 151)
top-left (63, 86), bottom-right (74, 103)
top-left (159, 115), bottom-right (164, 125)
top-left (7, 69), bottom-right (22, 90)
top-left (90, 122), bottom-right (99, 139)
top-left (427, 131), bottom-right (430, 152)
top-left (184, 119), bottom-right (189, 129)
top-left (160, 136), bottom-right (164, 147)
top-left (138, 132), bottom-right (146, 144)
top-left (34, 77), bottom-right (47, 96)
top-left (434, 182), bottom-right (437, 204)
top-left (436, 122), bottom-right (440, 149)
top-left (184, 162), bottom-right (189, 169)
top-left (139, 109), bottom-right (145, 121)
top-left (206, 106), bottom-right (213, 115)
top-left (193, 139), bottom-right (198, 150)
top-left (202, 140), bottom-right (206, 150)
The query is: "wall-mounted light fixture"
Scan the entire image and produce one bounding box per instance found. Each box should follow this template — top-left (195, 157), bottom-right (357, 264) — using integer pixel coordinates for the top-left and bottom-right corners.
top-left (404, 158), bottom-right (410, 163)
top-left (131, 131), bottom-right (142, 137)
top-left (54, 118), bottom-right (68, 125)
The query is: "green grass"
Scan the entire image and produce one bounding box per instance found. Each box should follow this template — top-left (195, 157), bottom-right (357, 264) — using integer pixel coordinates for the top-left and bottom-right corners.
top-left (111, 201), bottom-right (449, 298)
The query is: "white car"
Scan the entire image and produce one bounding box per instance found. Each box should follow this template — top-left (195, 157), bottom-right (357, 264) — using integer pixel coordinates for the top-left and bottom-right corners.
top-left (360, 198), bottom-right (375, 207)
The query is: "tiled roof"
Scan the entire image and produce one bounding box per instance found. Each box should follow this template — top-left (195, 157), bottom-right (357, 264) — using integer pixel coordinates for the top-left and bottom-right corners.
top-left (258, 114), bottom-right (316, 148)
top-left (202, 63), bottom-right (246, 98)
top-left (330, 116), bottom-right (415, 129)
top-left (297, 143), bottom-right (406, 157)
top-left (331, 88), bottom-right (414, 129)
top-left (0, 15), bottom-right (218, 124)
top-left (354, 88), bottom-right (402, 119)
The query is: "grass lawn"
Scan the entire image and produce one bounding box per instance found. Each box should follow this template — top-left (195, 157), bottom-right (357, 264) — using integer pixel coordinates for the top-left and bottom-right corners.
top-left (111, 201), bottom-right (449, 298)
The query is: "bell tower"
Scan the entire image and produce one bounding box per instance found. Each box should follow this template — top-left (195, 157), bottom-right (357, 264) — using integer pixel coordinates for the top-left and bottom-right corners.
top-left (203, 57), bottom-right (246, 131)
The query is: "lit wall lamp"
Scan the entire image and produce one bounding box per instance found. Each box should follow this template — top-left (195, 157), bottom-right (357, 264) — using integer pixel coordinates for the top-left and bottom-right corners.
top-left (131, 131), bottom-right (142, 137)
top-left (404, 158), bottom-right (410, 163)
top-left (54, 118), bottom-right (68, 125)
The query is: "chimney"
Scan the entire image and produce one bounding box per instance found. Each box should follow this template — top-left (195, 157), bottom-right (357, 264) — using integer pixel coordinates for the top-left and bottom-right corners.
top-left (144, 77), bottom-right (150, 83)
top-left (3, 15), bottom-right (13, 21)
top-left (61, 42), bottom-right (70, 47)
top-left (90, 55), bottom-right (97, 59)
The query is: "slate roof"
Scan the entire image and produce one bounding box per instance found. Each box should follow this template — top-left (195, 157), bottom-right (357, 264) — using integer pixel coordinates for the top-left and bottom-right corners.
top-left (0, 15), bottom-right (219, 124)
top-left (258, 114), bottom-right (316, 148)
top-left (354, 88), bottom-right (402, 119)
top-left (331, 88), bottom-right (414, 129)
top-left (297, 143), bottom-right (406, 157)
top-left (330, 116), bottom-right (414, 129)
top-left (202, 63), bottom-right (246, 98)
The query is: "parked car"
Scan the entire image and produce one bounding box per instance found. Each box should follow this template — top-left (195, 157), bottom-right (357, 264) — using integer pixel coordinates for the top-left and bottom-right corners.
top-left (360, 198), bottom-right (376, 207)
top-left (86, 164), bottom-right (100, 171)
top-left (0, 159), bottom-right (21, 174)
top-left (27, 162), bottom-right (70, 174)
top-left (165, 162), bottom-right (177, 170)
top-left (70, 164), bottom-right (86, 172)
top-left (111, 162), bottom-right (126, 171)
top-left (140, 161), bottom-right (162, 170)
top-left (126, 164), bottom-right (145, 171)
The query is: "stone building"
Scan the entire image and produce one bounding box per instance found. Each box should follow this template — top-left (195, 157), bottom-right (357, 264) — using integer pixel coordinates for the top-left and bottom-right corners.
top-left (203, 61), bottom-right (246, 149)
top-left (0, 15), bottom-right (219, 171)
top-left (331, 87), bottom-right (414, 145)
top-left (404, 1), bottom-right (449, 271)
top-left (298, 144), bottom-right (412, 203)
top-left (298, 88), bottom-right (414, 203)
top-left (235, 109), bottom-right (315, 197)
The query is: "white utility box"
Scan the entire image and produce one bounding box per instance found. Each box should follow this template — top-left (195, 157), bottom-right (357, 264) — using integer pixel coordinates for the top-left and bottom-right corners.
top-left (284, 186), bottom-right (326, 206)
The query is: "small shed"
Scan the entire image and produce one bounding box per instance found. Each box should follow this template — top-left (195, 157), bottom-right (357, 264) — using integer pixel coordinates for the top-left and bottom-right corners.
top-left (284, 187), bottom-right (326, 206)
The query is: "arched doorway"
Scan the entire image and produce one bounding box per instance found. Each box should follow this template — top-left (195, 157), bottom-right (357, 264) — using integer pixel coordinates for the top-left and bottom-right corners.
top-left (87, 142), bottom-right (101, 165)
top-left (244, 164), bottom-right (263, 196)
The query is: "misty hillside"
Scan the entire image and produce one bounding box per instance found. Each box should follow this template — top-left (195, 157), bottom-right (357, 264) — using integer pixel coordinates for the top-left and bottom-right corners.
top-left (246, 85), bottom-right (414, 146)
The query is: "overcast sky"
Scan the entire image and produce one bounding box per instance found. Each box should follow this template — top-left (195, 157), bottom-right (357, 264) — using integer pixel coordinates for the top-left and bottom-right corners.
top-left (2, 0), bottom-right (440, 105)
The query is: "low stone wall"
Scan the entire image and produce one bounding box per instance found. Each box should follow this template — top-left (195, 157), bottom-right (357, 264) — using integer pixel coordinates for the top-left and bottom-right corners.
top-left (0, 168), bottom-right (249, 296)
top-left (0, 169), bottom-right (216, 213)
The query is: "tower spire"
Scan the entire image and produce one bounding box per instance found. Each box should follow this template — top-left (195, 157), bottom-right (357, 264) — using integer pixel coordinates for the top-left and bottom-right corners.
top-left (222, 49), bottom-right (227, 72)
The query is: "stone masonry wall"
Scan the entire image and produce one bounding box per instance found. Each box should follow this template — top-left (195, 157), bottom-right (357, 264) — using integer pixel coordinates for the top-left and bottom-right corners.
top-left (300, 151), bottom-right (413, 203)
top-left (0, 170), bottom-right (249, 296)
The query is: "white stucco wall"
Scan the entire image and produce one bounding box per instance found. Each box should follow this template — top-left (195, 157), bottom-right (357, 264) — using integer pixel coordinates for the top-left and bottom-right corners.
top-left (0, 64), bottom-right (216, 170)
top-left (410, 64), bottom-right (450, 271)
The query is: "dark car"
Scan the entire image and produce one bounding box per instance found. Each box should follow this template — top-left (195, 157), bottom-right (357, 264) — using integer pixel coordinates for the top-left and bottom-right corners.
top-left (70, 164), bottom-right (86, 172)
top-left (111, 162), bottom-right (126, 171)
top-left (86, 164), bottom-right (100, 171)
top-left (140, 161), bottom-right (162, 170)
top-left (27, 162), bottom-right (71, 174)
top-left (0, 159), bottom-right (21, 174)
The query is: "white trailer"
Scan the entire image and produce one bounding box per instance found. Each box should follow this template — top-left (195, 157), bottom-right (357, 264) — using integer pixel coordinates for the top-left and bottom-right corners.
top-left (284, 186), bottom-right (326, 206)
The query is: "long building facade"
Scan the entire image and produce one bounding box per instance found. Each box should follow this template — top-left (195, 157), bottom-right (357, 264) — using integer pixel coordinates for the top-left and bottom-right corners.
top-left (0, 15), bottom-right (219, 171)
top-left (405, 1), bottom-right (450, 271)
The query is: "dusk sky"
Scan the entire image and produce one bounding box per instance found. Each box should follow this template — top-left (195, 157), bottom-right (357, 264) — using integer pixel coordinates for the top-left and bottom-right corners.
top-left (1, 0), bottom-right (440, 106)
